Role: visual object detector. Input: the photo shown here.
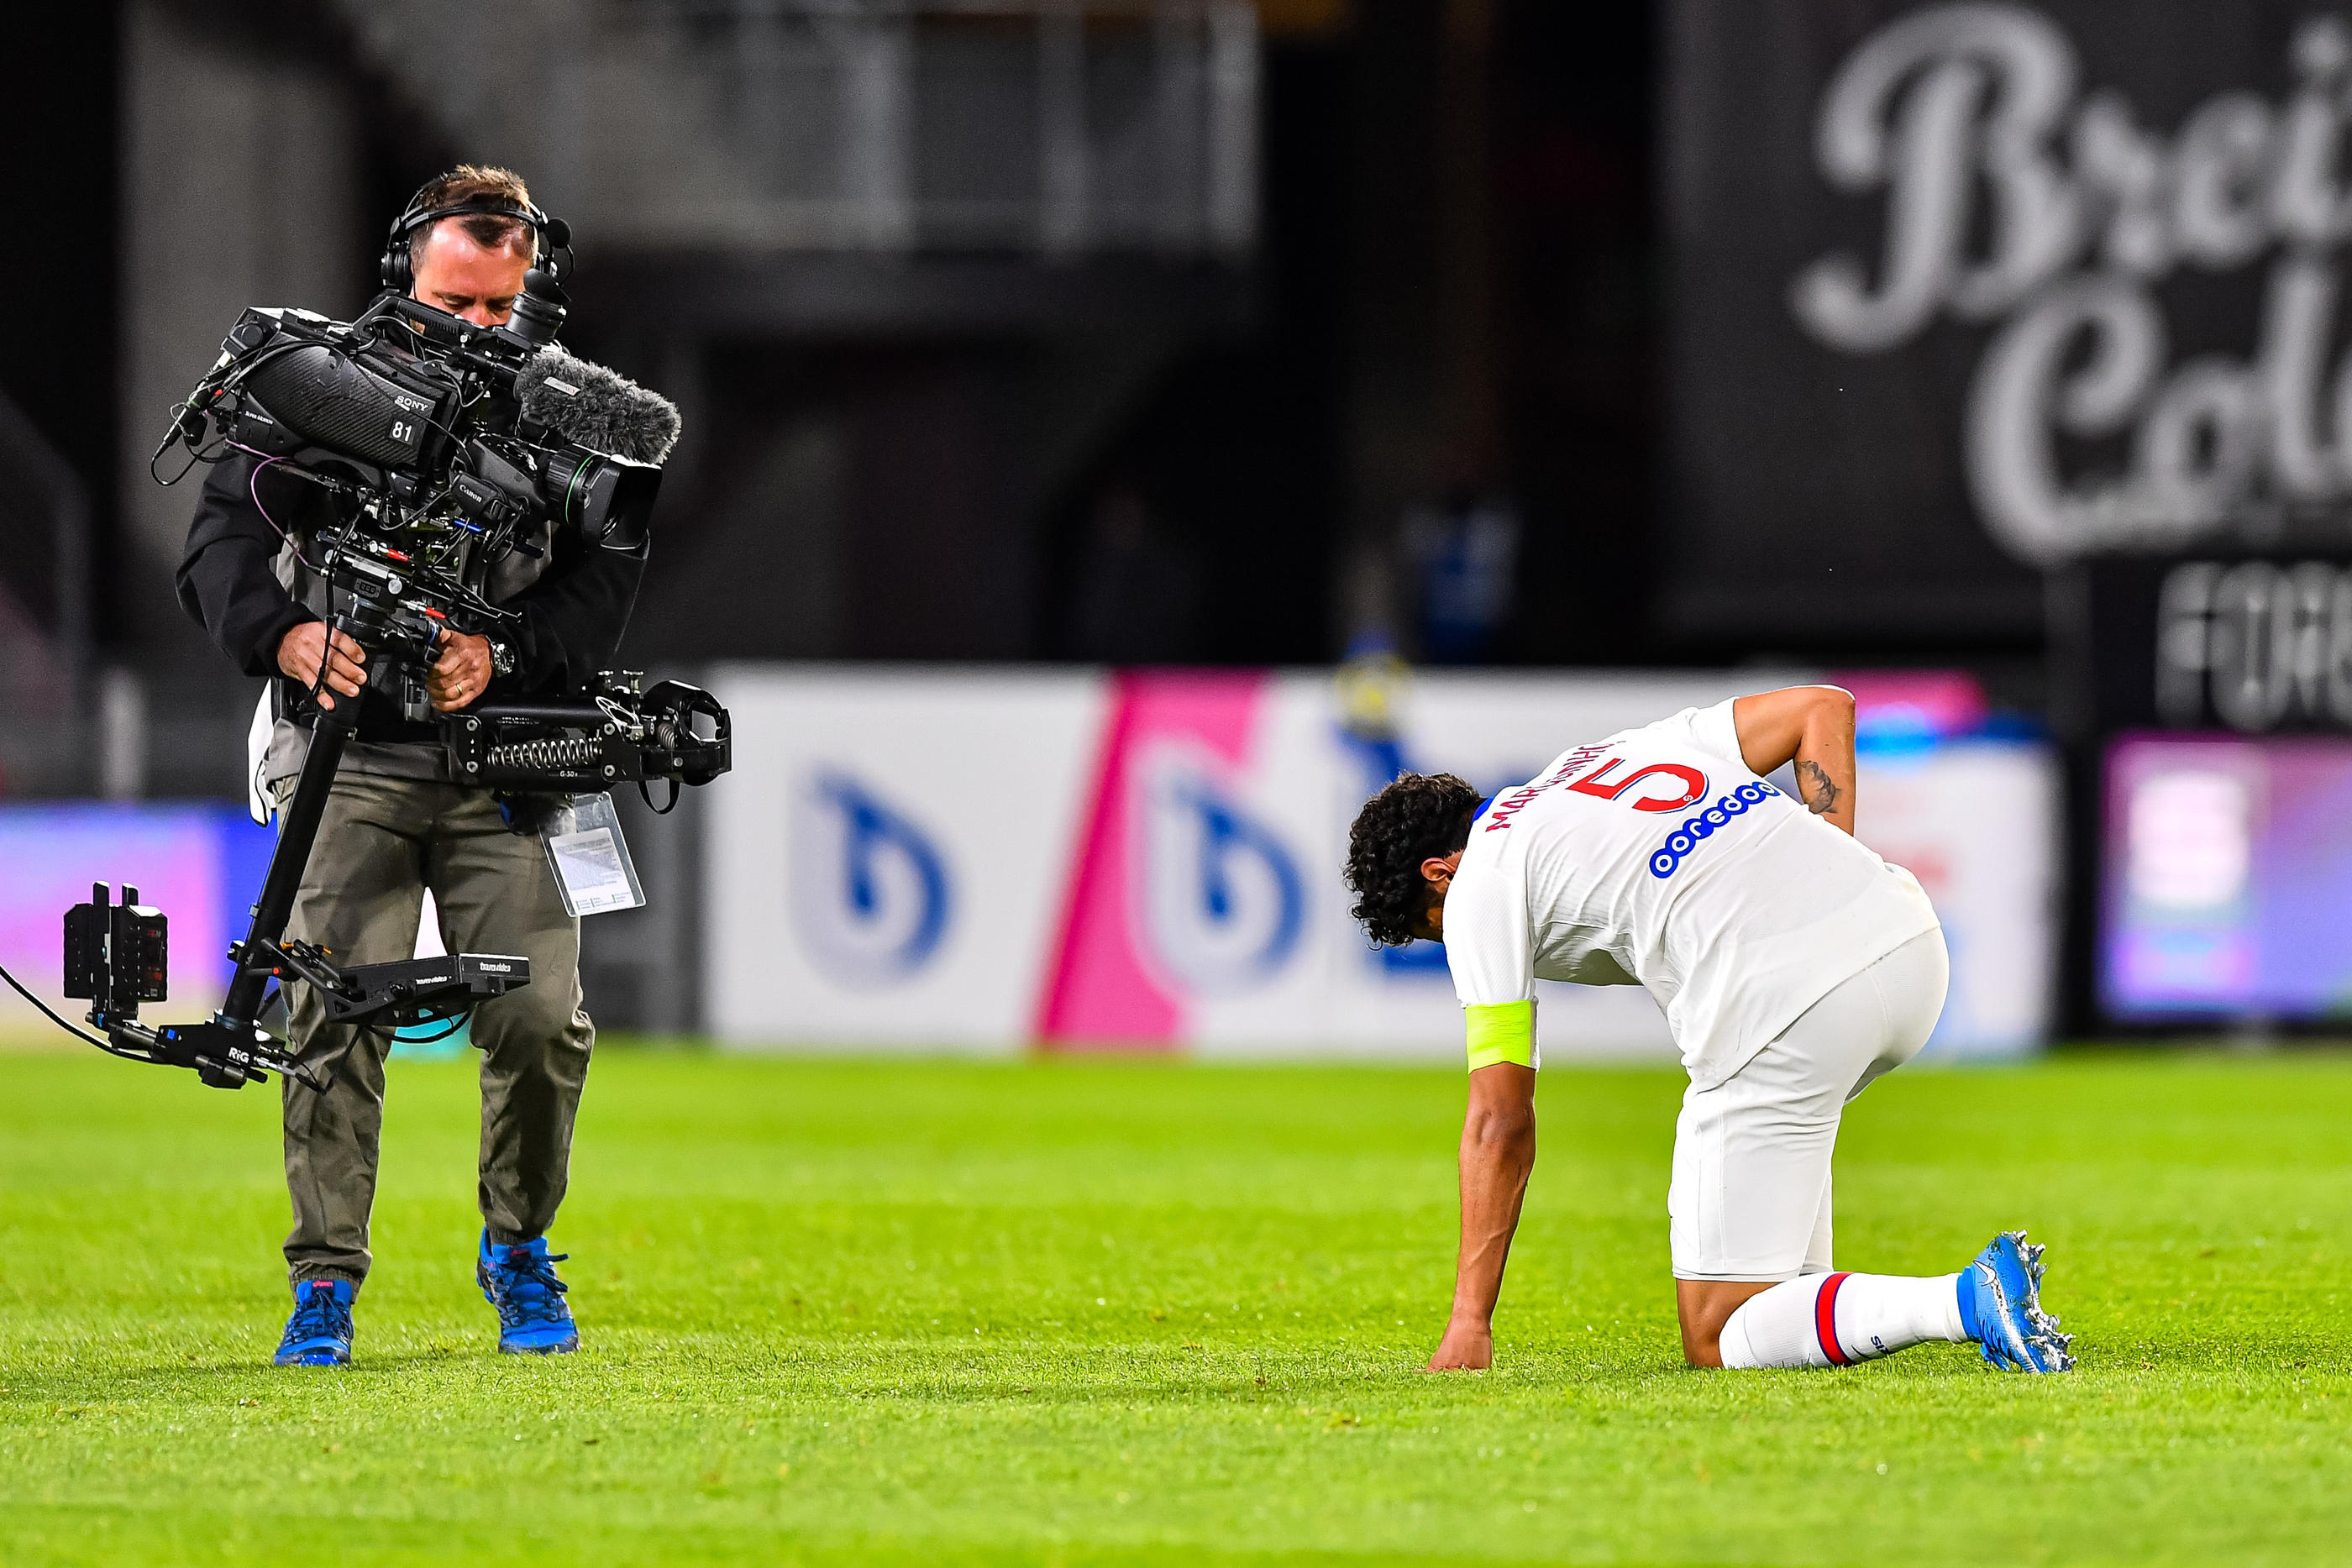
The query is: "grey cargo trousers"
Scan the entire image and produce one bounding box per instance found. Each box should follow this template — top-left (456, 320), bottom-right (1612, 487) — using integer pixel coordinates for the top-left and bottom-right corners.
top-left (280, 771), bottom-right (593, 1286)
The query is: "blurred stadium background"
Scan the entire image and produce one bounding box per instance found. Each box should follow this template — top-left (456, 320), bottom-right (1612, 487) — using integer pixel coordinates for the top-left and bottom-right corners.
top-left (8, 6), bottom-right (2352, 1564)
top-left (3, 0), bottom-right (2349, 1057)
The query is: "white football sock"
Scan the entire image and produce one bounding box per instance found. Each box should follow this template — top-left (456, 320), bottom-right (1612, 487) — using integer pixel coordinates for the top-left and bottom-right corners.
top-left (1717, 1271), bottom-right (1968, 1369)
top-left (1831, 1272), bottom-right (1967, 1361)
top-left (1717, 1276), bottom-right (1835, 1368)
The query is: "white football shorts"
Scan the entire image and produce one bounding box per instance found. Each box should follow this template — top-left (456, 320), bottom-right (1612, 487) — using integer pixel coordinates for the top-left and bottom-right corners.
top-left (1667, 927), bottom-right (1950, 1281)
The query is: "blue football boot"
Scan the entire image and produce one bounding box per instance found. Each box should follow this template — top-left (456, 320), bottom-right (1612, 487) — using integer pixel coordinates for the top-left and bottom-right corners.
top-left (1957, 1230), bottom-right (2074, 1372)
top-left (273, 1278), bottom-right (355, 1366)
top-left (477, 1232), bottom-right (580, 1355)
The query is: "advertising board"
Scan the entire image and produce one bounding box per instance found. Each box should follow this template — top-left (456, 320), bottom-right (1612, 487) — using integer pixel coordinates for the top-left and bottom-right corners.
top-left (2072, 554), bottom-right (2352, 736)
top-left (703, 666), bottom-right (1104, 1051)
top-left (1667, 3), bottom-right (2352, 641)
top-left (1858, 736), bottom-right (2059, 1053)
top-left (705, 668), bottom-right (2056, 1062)
top-left (2103, 732), bottom-right (2352, 1020)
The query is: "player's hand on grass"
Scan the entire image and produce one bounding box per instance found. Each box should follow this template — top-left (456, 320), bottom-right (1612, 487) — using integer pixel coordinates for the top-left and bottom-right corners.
top-left (1427, 1317), bottom-right (1493, 1371)
top-left (277, 621), bottom-right (367, 710)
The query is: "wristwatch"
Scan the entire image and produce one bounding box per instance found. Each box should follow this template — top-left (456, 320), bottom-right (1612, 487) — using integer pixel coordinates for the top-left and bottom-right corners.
top-left (488, 637), bottom-right (517, 679)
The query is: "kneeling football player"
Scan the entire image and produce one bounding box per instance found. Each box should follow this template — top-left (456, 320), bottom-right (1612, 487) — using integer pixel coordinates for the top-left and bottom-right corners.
top-left (1346, 685), bottom-right (2072, 1374)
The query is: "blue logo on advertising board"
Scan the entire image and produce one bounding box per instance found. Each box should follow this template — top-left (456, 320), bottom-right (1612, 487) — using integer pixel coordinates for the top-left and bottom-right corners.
top-left (793, 769), bottom-right (952, 984)
top-left (1137, 752), bottom-right (1305, 995)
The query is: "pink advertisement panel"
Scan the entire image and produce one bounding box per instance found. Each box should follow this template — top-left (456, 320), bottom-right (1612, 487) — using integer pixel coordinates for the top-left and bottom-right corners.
top-left (1037, 670), bottom-right (1273, 1047)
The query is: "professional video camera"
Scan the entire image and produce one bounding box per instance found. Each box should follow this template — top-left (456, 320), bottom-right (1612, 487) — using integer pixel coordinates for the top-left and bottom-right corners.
top-left (0, 270), bottom-right (731, 1093)
top-left (162, 268), bottom-right (679, 719)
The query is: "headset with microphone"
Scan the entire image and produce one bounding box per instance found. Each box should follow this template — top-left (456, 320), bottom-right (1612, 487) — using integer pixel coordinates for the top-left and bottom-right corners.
top-left (379, 186), bottom-right (575, 292)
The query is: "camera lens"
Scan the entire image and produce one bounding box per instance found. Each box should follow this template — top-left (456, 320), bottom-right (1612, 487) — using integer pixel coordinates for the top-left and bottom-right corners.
top-left (541, 446), bottom-right (661, 548)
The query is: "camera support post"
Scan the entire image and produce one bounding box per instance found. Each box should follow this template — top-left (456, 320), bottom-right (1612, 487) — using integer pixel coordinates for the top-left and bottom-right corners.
top-left (71, 573), bottom-right (534, 1093)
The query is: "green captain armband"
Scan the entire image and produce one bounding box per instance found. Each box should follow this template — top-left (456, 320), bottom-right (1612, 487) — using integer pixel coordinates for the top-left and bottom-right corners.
top-left (1464, 1000), bottom-right (1536, 1072)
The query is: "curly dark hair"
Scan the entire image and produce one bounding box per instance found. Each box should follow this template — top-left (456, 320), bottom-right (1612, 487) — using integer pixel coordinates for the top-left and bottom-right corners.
top-left (1345, 772), bottom-right (1482, 947)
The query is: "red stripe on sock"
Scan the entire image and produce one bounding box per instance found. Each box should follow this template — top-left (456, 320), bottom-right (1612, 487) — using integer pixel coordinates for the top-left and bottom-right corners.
top-left (1814, 1272), bottom-right (1853, 1366)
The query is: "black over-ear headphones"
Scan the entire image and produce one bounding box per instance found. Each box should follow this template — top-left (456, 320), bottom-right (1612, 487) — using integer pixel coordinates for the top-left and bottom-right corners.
top-left (380, 187), bottom-right (575, 292)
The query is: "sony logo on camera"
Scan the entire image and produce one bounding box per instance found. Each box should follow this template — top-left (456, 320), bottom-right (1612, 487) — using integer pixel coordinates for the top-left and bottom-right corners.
top-left (386, 387), bottom-right (432, 451)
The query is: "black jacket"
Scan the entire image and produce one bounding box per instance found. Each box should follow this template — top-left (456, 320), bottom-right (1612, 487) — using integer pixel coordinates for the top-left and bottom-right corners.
top-left (176, 453), bottom-right (645, 748)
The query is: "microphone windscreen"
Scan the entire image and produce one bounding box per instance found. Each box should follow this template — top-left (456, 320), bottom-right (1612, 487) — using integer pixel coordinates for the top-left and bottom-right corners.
top-left (517, 348), bottom-right (681, 465)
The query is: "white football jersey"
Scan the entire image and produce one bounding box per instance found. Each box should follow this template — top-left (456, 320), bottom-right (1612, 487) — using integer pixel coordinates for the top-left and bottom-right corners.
top-left (1442, 696), bottom-right (1940, 1088)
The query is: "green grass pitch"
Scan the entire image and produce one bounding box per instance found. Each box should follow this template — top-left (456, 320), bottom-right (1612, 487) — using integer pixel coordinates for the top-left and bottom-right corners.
top-left (0, 1047), bottom-right (2348, 1565)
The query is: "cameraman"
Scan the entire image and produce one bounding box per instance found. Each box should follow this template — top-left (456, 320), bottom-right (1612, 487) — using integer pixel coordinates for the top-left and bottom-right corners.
top-left (176, 166), bottom-right (643, 1366)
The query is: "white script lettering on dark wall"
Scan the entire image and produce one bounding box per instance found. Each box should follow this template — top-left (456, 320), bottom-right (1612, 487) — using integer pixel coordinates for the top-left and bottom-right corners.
top-left (1793, 4), bottom-right (2352, 564)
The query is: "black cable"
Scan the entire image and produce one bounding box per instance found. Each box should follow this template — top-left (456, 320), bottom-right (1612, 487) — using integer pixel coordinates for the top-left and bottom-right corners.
top-left (0, 959), bottom-right (155, 1063)
top-left (226, 445), bottom-right (331, 578)
top-left (211, 338), bottom-right (317, 401)
top-left (397, 1011), bottom-right (472, 1045)
top-left (149, 439), bottom-right (204, 487)
top-left (286, 1031), bottom-right (358, 1092)
top-left (293, 623), bottom-right (335, 716)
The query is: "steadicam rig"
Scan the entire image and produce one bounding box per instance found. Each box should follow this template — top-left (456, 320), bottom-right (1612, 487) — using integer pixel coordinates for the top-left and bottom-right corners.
top-left (0, 275), bottom-right (732, 1093)
top-left (22, 881), bottom-right (526, 1092)
top-left (450, 671), bottom-right (731, 805)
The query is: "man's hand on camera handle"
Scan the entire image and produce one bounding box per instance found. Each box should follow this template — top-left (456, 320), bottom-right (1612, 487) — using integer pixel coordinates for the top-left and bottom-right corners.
top-left (428, 628), bottom-right (493, 712)
top-left (276, 621), bottom-right (368, 711)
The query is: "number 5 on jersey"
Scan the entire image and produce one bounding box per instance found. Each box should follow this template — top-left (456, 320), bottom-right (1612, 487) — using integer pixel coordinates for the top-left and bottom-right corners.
top-left (1566, 758), bottom-right (1709, 813)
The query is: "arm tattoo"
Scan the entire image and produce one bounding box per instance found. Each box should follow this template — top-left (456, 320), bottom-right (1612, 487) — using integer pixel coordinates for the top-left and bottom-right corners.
top-left (1796, 759), bottom-right (1843, 816)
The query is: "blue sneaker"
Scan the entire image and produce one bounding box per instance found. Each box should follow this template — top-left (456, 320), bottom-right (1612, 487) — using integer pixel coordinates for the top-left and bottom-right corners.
top-left (273, 1278), bottom-right (355, 1366)
top-left (1957, 1230), bottom-right (2074, 1372)
top-left (476, 1232), bottom-right (580, 1355)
